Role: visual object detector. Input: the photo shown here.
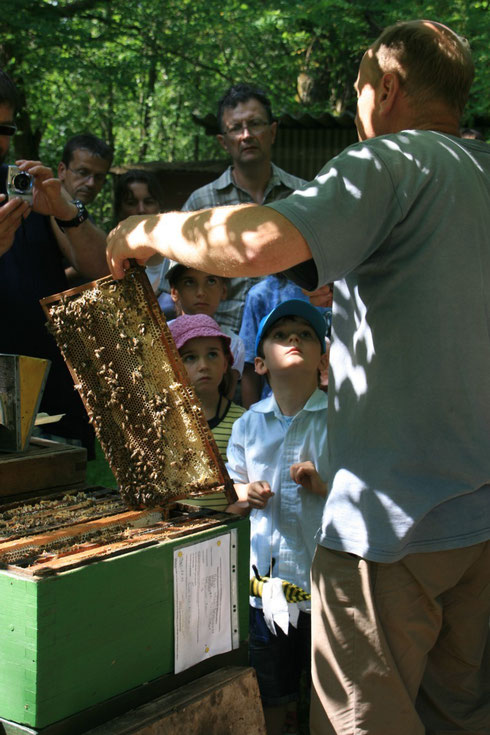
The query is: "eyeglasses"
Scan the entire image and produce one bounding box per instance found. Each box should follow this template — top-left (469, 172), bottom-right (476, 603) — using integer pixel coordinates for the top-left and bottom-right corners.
top-left (224, 119), bottom-right (271, 138)
top-left (0, 123), bottom-right (17, 136)
top-left (68, 167), bottom-right (107, 184)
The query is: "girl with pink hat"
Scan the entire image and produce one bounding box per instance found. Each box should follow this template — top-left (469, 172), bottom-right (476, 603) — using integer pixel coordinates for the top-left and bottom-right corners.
top-left (168, 313), bottom-right (245, 511)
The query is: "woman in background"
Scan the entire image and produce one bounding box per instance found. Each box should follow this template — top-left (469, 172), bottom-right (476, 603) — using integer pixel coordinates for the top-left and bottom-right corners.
top-left (114, 169), bottom-right (174, 317)
top-left (114, 169), bottom-right (165, 221)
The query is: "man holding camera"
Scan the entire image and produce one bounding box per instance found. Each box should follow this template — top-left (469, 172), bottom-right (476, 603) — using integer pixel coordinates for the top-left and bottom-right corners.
top-left (0, 68), bottom-right (109, 456)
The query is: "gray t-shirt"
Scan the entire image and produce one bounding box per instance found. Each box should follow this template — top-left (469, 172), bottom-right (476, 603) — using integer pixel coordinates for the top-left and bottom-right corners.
top-left (268, 130), bottom-right (490, 562)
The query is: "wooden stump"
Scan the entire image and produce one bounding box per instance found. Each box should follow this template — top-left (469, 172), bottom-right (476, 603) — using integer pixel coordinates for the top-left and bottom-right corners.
top-left (85, 666), bottom-right (266, 735)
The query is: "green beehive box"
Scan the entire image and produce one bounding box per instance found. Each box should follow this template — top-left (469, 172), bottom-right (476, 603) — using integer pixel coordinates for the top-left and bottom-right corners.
top-left (0, 513), bottom-right (249, 731)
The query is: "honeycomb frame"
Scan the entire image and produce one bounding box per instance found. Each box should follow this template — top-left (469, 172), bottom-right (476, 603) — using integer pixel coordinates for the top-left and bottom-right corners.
top-left (41, 265), bottom-right (236, 508)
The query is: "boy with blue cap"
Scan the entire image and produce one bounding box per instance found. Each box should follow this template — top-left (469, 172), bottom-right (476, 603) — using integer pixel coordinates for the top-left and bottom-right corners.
top-left (226, 299), bottom-right (329, 735)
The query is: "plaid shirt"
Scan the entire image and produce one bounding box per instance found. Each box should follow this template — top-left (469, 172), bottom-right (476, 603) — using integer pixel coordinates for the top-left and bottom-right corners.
top-left (171, 164), bottom-right (306, 332)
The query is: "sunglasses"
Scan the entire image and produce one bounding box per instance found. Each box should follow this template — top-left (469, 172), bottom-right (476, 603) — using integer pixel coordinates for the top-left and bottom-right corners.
top-left (0, 123), bottom-right (17, 136)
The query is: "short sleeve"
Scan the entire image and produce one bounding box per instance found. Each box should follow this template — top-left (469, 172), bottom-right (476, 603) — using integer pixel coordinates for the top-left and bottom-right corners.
top-left (267, 140), bottom-right (403, 286)
top-left (229, 332), bottom-right (245, 375)
top-left (239, 288), bottom-right (265, 363)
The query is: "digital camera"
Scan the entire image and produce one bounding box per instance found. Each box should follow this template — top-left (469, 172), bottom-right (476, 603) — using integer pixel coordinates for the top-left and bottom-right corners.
top-left (7, 165), bottom-right (33, 203)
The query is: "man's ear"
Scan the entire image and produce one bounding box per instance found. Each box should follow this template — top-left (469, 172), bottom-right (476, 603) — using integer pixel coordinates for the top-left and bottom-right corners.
top-left (254, 355), bottom-right (268, 376)
top-left (170, 287), bottom-right (180, 305)
top-left (216, 134), bottom-right (229, 154)
top-left (269, 120), bottom-right (278, 145)
top-left (57, 161), bottom-right (66, 181)
top-left (378, 72), bottom-right (400, 116)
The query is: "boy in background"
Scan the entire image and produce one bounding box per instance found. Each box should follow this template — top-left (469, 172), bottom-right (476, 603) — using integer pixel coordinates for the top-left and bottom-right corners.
top-left (166, 262), bottom-right (245, 398)
top-left (226, 299), bottom-right (328, 735)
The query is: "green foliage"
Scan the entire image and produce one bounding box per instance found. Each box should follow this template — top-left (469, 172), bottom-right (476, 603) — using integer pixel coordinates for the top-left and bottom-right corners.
top-left (0, 0), bottom-right (488, 227)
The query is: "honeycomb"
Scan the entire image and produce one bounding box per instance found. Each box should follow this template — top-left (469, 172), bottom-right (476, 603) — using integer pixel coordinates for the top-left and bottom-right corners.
top-left (40, 265), bottom-right (235, 508)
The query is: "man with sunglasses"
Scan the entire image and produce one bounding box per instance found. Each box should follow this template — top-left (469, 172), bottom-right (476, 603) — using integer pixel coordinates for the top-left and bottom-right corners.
top-left (0, 69), bottom-right (109, 457)
top-left (0, 115), bottom-right (29, 253)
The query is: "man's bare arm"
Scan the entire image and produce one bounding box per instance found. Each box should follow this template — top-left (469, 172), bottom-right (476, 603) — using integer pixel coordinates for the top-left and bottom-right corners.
top-left (106, 203), bottom-right (312, 280)
top-left (52, 218), bottom-right (109, 280)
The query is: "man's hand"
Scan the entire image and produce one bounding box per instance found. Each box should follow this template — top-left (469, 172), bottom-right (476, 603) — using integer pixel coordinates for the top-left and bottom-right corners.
top-left (16, 159), bottom-right (77, 221)
top-left (0, 194), bottom-right (30, 256)
top-left (106, 215), bottom-right (162, 279)
top-left (14, 159), bottom-right (110, 281)
top-left (302, 282), bottom-right (333, 308)
top-left (290, 460), bottom-right (327, 497)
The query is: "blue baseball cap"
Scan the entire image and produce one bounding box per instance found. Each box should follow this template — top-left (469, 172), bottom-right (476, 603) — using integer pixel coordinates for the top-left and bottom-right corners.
top-left (255, 299), bottom-right (327, 356)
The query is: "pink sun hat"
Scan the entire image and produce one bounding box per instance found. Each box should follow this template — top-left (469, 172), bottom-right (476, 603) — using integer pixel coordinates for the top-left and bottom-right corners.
top-left (168, 314), bottom-right (234, 366)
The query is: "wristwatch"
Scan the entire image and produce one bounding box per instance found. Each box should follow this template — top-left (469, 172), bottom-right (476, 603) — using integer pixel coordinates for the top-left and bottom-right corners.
top-left (55, 199), bottom-right (88, 230)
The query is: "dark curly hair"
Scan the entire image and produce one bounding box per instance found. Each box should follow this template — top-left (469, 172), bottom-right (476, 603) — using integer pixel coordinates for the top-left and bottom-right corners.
top-left (217, 83), bottom-right (274, 133)
top-left (114, 169), bottom-right (165, 223)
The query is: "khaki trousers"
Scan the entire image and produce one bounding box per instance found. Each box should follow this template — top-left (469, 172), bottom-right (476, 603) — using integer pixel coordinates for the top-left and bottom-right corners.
top-left (310, 542), bottom-right (490, 735)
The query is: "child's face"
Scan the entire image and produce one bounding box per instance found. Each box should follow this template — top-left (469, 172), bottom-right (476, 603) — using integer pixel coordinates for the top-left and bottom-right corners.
top-left (255, 316), bottom-right (323, 377)
top-left (179, 337), bottom-right (228, 396)
top-left (171, 269), bottom-right (227, 317)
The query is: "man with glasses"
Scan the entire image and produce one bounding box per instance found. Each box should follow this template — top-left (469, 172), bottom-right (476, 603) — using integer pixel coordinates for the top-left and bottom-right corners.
top-left (58, 133), bottom-right (112, 206)
top-left (0, 69), bottom-right (109, 457)
top-left (158, 83), bottom-right (305, 333)
top-left (56, 133), bottom-right (113, 285)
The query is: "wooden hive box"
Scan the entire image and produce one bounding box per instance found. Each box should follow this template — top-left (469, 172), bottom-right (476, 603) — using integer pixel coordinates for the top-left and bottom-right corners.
top-left (0, 507), bottom-right (249, 732)
top-left (0, 437), bottom-right (86, 499)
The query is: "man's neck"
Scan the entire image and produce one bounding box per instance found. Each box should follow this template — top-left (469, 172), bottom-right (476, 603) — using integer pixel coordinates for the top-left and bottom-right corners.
top-left (231, 161), bottom-right (273, 204)
top-left (400, 116), bottom-right (461, 137)
top-left (389, 100), bottom-right (462, 138)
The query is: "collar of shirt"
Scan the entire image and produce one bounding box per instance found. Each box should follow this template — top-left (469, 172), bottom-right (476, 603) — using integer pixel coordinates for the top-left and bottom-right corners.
top-left (213, 163), bottom-right (304, 201)
top-left (251, 387), bottom-right (327, 419)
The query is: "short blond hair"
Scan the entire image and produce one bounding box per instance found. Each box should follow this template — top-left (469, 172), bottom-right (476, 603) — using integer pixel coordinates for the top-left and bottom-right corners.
top-left (372, 20), bottom-right (474, 116)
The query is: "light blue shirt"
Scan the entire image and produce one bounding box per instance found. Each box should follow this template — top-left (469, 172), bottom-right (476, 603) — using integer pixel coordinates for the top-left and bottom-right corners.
top-left (226, 389), bottom-right (328, 609)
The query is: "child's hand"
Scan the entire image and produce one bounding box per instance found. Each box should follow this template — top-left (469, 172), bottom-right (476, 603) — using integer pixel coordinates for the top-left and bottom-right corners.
top-left (290, 461), bottom-right (327, 497)
top-left (247, 481), bottom-right (274, 508)
top-left (227, 481), bottom-right (274, 514)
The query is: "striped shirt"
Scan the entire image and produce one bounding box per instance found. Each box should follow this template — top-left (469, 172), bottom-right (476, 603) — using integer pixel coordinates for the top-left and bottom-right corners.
top-left (188, 400), bottom-right (246, 511)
